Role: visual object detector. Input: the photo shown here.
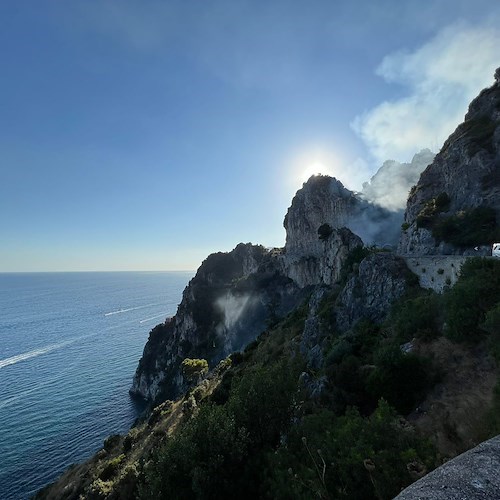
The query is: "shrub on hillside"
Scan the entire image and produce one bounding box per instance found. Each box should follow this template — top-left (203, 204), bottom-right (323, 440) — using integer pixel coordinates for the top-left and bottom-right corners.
top-left (432, 206), bottom-right (499, 247)
top-left (266, 399), bottom-right (436, 500)
top-left (444, 258), bottom-right (500, 342)
top-left (391, 292), bottom-right (442, 341)
top-left (181, 358), bottom-right (209, 381)
top-left (368, 345), bottom-right (434, 415)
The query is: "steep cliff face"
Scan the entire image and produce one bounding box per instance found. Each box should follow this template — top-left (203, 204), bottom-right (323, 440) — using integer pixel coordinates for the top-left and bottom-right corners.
top-left (283, 227), bottom-right (362, 287)
top-left (284, 175), bottom-right (360, 256)
top-left (335, 253), bottom-right (412, 332)
top-left (131, 177), bottom-right (371, 402)
top-left (399, 70), bottom-right (500, 255)
top-left (130, 243), bottom-right (304, 402)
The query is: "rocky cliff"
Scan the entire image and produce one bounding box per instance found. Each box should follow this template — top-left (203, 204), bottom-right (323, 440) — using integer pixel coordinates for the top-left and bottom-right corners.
top-left (130, 243), bottom-right (306, 402)
top-left (131, 164), bottom-right (432, 402)
top-left (335, 253), bottom-right (412, 332)
top-left (399, 69), bottom-right (500, 255)
top-left (131, 173), bottom-right (381, 402)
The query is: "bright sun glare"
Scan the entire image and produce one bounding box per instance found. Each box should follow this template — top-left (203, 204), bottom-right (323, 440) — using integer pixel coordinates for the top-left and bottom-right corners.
top-left (301, 162), bottom-right (330, 183)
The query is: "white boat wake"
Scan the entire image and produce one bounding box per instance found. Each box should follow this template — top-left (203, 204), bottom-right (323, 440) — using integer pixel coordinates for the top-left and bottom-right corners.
top-left (139, 312), bottom-right (170, 324)
top-left (104, 303), bottom-right (161, 316)
top-left (0, 339), bottom-right (76, 370)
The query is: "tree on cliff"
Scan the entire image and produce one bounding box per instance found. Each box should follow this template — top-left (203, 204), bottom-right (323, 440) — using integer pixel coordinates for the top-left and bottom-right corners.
top-left (181, 358), bottom-right (209, 381)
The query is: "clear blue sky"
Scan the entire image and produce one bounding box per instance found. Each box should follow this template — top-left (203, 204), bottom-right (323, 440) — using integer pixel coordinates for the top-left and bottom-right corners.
top-left (1, 1), bottom-right (499, 271)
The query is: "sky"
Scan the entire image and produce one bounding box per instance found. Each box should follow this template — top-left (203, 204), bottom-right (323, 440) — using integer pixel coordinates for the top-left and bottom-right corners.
top-left (1, 1), bottom-right (499, 272)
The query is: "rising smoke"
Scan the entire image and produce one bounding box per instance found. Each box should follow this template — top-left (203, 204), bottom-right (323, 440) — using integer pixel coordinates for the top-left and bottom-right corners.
top-left (346, 149), bottom-right (435, 247)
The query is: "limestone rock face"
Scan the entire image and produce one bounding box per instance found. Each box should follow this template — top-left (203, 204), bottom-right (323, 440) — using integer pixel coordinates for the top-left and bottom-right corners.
top-left (284, 175), bottom-right (360, 257)
top-left (283, 227), bottom-right (363, 288)
top-left (399, 71), bottom-right (500, 255)
top-left (130, 243), bottom-right (304, 402)
top-left (335, 253), bottom-right (411, 332)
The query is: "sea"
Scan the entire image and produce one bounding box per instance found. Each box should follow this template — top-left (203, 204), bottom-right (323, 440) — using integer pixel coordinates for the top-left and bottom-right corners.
top-left (0, 271), bottom-right (193, 500)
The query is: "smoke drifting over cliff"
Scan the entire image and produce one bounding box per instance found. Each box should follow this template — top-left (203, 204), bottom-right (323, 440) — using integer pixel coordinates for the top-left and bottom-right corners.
top-left (352, 23), bottom-right (500, 164)
top-left (339, 150), bottom-right (435, 248)
top-left (361, 149), bottom-right (435, 211)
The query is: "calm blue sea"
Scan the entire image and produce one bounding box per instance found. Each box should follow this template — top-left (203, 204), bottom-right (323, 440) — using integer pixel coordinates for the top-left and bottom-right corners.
top-left (0, 271), bottom-right (192, 500)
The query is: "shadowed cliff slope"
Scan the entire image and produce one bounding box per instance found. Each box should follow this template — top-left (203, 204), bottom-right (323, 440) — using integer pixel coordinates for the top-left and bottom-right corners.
top-left (400, 70), bottom-right (500, 255)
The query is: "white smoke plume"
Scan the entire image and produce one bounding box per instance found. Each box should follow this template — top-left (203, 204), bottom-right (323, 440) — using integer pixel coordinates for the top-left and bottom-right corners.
top-left (361, 149), bottom-right (435, 211)
top-left (352, 23), bottom-right (500, 164)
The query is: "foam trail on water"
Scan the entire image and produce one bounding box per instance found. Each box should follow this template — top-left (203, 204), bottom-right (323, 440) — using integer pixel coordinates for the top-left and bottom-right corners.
top-left (104, 303), bottom-right (160, 316)
top-left (139, 312), bottom-right (171, 324)
top-left (0, 340), bottom-right (76, 369)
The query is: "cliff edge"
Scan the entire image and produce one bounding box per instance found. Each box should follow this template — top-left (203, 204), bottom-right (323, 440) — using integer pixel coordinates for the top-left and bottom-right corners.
top-left (399, 70), bottom-right (500, 255)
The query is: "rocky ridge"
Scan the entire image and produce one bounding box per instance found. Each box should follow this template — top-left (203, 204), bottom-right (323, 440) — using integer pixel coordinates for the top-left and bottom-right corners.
top-left (131, 172), bottom-right (407, 403)
top-left (399, 71), bottom-right (500, 255)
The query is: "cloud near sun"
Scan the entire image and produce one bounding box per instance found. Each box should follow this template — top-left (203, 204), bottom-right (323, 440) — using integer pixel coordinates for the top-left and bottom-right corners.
top-left (352, 23), bottom-right (500, 164)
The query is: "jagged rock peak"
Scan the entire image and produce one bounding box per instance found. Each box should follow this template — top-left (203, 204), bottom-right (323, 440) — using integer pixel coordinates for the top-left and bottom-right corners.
top-left (399, 69), bottom-right (500, 255)
top-left (284, 175), bottom-right (360, 258)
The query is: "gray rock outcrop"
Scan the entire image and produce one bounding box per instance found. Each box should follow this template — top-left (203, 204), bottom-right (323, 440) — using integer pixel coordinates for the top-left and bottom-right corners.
top-left (335, 253), bottom-right (412, 331)
top-left (283, 227), bottom-right (363, 287)
top-left (284, 175), bottom-right (360, 257)
top-left (395, 435), bottom-right (500, 499)
top-left (399, 70), bottom-right (500, 255)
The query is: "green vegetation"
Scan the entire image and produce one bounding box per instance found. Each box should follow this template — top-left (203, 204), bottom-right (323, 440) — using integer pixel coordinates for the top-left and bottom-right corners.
top-left (318, 223), bottom-right (334, 240)
top-left (267, 400), bottom-right (435, 500)
top-left (460, 115), bottom-right (497, 155)
top-left (444, 258), bottom-right (500, 342)
top-left (416, 192), bottom-right (450, 228)
top-left (432, 206), bottom-right (500, 247)
top-left (181, 358), bottom-right (209, 381)
top-left (141, 360), bottom-right (301, 499)
top-left (391, 292), bottom-right (442, 341)
top-left (132, 259), bottom-right (500, 498)
top-left (100, 454), bottom-right (125, 481)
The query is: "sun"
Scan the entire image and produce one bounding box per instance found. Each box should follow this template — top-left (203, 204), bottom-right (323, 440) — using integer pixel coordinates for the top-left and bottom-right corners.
top-left (301, 162), bottom-right (330, 183)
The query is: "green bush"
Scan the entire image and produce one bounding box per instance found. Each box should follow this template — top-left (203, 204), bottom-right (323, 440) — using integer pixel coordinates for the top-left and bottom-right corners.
top-left (416, 193), bottom-right (450, 228)
top-left (103, 434), bottom-right (121, 453)
top-left (391, 293), bottom-right (442, 341)
top-left (432, 206), bottom-right (500, 247)
top-left (368, 345), bottom-right (434, 415)
top-left (181, 358), bottom-right (209, 381)
top-left (266, 400), bottom-right (436, 500)
top-left (141, 404), bottom-right (248, 499)
top-left (100, 454), bottom-right (125, 481)
top-left (140, 359), bottom-right (300, 499)
top-left (444, 258), bottom-right (500, 341)
top-left (318, 223), bottom-right (333, 240)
